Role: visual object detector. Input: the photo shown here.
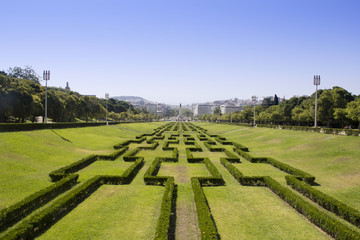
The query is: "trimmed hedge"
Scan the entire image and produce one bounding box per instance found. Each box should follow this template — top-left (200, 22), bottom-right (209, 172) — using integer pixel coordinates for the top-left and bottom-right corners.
top-left (0, 121), bottom-right (126, 132)
top-left (0, 174), bottom-right (78, 232)
top-left (233, 149), bottom-right (315, 184)
top-left (49, 155), bottom-right (98, 182)
top-left (191, 178), bottom-right (220, 240)
top-left (97, 146), bottom-right (129, 161)
top-left (0, 157), bottom-right (145, 239)
top-left (204, 141), bottom-right (224, 152)
top-left (265, 177), bottom-right (360, 240)
top-left (123, 147), bottom-right (142, 161)
top-left (154, 177), bottom-right (176, 240)
top-left (232, 142), bottom-right (249, 152)
top-left (139, 141), bottom-right (159, 150)
top-left (113, 136), bottom-right (146, 149)
top-left (286, 175), bottom-right (360, 227)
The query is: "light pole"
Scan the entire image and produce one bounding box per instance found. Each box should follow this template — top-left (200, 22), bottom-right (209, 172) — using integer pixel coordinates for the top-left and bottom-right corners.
top-left (43, 70), bottom-right (50, 123)
top-left (313, 75), bottom-right (320, 128)
top-left (252, 96), bottom-right (257, 127)
top-left (105, 93), bottom-right (109, 125)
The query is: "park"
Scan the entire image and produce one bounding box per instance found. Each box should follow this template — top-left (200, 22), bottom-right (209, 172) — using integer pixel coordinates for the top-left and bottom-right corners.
top-left (1, 121), bottom-right (359, 239)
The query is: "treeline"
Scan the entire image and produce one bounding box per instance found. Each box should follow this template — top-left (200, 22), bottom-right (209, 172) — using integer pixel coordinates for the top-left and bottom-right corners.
top-left (199, 86), bottom-right (360, 129)
top-left (0, 72), bottom-right (159, 123)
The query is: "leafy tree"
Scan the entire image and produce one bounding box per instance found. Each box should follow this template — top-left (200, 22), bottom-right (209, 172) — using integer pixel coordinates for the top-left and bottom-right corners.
top-left (7, 66), bottom-right (40, 84)
top-left (345, 99), bottom-right (360, 129)
top-left (213, 106), bottom-right (221, 115)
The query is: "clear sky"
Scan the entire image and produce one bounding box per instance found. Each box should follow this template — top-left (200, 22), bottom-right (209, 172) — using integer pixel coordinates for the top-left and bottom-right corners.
top-left (1, 0), bottom-right (359, 105)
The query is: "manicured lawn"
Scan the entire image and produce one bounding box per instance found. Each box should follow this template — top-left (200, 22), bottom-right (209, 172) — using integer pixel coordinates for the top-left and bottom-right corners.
top-left (194, 122), bottom-right (360, 211)
top-left (37, 185), bottom-right (164, 240)
top-left (0, 122), bottom-right (162, 208)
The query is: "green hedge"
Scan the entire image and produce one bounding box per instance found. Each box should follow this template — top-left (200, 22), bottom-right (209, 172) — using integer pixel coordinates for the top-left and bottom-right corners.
top-left (139, 141), bottom-right (159, 150)
top-left (223, 149), bottom-right (241, 163)
top-left (265, 177), bottom-right (360, 240)
top-left (154, 177), bottom-right (176, 240)
top-left (0, 121), bottom-right (126, 132)
top-left (49, 155), bottom-right (98, 182)
top-left (113, 136), bottom-right (146, 149)
top-left (232, 142), bottom-right (249, 152)
top-left (123, 147), bottom-right (141, 161)
top-left (191, 178), bottom-right (219, 240)
top-left (97, 146), bottom-right (129, 160)
top-left (267, 157), bottom-right (315, 184)
top-left (1, 158), bottom-right (145, 239)
top-left (233, 149), bottom-right (315, 184)
top-left (286, 176), bottom-right (360, 227)
top-left (0, 174), bottom-right (78, 232)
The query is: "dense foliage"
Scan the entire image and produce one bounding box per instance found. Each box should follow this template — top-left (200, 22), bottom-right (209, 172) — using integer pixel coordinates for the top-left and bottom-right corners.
top-left (199, 87), bottom-right (360, 129)
top-left (0, 72), bottom-right (159, 123)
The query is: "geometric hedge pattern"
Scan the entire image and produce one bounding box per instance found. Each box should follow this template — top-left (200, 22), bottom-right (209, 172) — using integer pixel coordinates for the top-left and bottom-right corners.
top-left (1, 122), bottom-right (360, 239)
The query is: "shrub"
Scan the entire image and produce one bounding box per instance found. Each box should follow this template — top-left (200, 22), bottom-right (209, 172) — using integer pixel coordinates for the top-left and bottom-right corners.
top-left (123, 147), bottom-right (141, 161)
top-left (97, 146), bottom-right (129, 160)
top-left (265, 177), bottom-right (360, 240)
top-left (0, 174), bottom-right (78, 232)
top-left (191, 178), bottom-right (220, 240)
top-left (154, 177), bottom-right (175, 240)
top-left (286, 176), bottom-right (360, 227)
top-left (49, 155), bottom-right (98, 181)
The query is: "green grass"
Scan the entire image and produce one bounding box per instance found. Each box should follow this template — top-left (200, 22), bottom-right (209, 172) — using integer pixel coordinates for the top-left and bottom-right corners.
top-left (2, 121), bottom-right (359, 239)
top-left (195, 122), bottom-right (360, 211)
top-left (0, 122), bottom-right (162, 208)
top-left (37, 185), bottom-right (164, 240)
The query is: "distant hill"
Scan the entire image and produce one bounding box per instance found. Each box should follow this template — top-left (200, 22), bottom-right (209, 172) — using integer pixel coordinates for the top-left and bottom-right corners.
top-left (111, 96), bottom-right (153, 106)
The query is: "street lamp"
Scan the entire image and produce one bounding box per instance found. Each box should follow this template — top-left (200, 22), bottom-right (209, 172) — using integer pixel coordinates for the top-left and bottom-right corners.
top-left (252, 95), bottom-right (257, 127)
top-left (105, 93), bottom-right (109, 125)
top-left (313, 75), bottom-right (320, 128)
top-left (43, 70), bottom-right (50, 123)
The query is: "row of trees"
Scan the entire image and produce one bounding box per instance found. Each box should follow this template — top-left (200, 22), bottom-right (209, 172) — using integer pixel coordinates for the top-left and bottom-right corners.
top-left (0, 67), bottom-right (160, 123)
top-left (199, 87), bottom-right (360, 129)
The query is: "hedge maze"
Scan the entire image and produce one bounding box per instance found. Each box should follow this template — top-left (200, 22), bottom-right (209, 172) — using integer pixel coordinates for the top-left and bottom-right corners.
top-left (1, 122), bottom-right (360, 239)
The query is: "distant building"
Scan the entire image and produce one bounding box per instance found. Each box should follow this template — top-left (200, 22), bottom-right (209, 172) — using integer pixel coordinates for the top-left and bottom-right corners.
top-left (65, 82), bottom-right (71, 91)
top-left (194, 104), bottom-right (213, 116)
top-left (146, 103), bottom-right (158, 113)
top-left (220, 105), bottom-right (242, 114)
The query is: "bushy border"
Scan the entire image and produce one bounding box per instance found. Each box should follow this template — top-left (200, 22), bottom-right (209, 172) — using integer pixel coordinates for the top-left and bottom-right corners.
top-left (1, 158), bottom-right (144, 239)
top-left (113, 136), bottom-right (146, 149)
top-left (191, 178), bottom-right (219, 240)
top-left (154, 177), bottom-right (175, 240)
top-left (286, 175), bottom-right (360, 227)
top-left (0, 174), bottom-right (78, 232)
top-left (265, 177), bottom-right (360, 240)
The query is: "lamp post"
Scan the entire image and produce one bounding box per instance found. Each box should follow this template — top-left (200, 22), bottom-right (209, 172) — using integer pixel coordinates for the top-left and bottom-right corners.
top-left (43, 70), bottom-right (50, 123)
top-left (105, 93), bottom-right (109, 125)
top-left (313, 75), bottom-right (320, 128)
top-left (252, 95), bottom-right (257, 127)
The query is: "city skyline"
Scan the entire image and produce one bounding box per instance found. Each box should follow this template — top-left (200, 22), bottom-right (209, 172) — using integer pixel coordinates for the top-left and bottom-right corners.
top-left (1, 0), bottom-right (359, 105)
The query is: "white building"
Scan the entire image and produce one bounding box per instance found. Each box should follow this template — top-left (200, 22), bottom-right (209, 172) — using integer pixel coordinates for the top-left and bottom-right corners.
top-left (146, 103), bottom-right (158, 113)
top-left (220, 105), bottom-right (242, 114)
top-left (194, 104), bottom-right (213, 116)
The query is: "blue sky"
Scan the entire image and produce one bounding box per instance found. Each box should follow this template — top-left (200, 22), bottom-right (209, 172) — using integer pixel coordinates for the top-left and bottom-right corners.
top-left (1, 0), bottom-right (359, 104)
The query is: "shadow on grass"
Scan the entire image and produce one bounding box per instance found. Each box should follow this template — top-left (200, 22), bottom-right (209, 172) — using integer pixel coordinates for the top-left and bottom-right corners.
top-left (51, 130), bottom-right (72, 143)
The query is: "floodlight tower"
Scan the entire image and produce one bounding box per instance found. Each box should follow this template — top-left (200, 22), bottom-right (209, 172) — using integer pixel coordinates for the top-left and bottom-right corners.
top-left (313, 75), bottom-right (320, 128)
top-left (252, 95), bottom-right (257, 127)
top-left (43, 70), bottom-right (50, 123)
top-left (105, 93), bottom-right (109, 125)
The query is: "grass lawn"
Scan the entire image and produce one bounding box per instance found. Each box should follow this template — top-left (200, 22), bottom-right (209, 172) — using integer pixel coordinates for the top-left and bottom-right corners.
top-left (0, 122), bottom-right (163, 208)
top-left (2, 121), bottom-right (359, 239)
top-left (37, 185), bottom-right (164, 240)
top-left (194, 122), bottom-right (360, 211)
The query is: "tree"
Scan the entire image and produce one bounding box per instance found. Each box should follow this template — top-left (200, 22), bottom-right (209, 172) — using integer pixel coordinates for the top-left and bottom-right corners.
top-left (7, 66), bottom-right (40, 84)
top-left (213, 106), bottom-right (221, 115)
top-left (345, 100), bottom-right (360, 129)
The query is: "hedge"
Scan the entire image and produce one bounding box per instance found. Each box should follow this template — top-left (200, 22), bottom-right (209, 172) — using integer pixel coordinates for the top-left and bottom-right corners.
top-left (123, 147), bottom-right (141, 161)
top-left (232, 142), bottom-right (249, 152)
top-left (49, 155), bottom-right (98, 182)
top-left (265, 177), bottom-right (360, 240)
top-left (139, 141), bottom-right (159, 150)
top-left (191, 178), bottom-right (220, 240)
top-left (113, 136), bottom-right (146, 149)
top-left (154, 177), bottom-right (176, 240)
top-left (1, 158), bottom-right (145, 239)
top-left (0, 174), bottom-right (78, 232)
top-left (233, 149), bottom-right (315, 184)
top-left (97, 146), bottom-right (129, 160)
top-left (0, 121), bottom-right (127, 132)
top-left (286, 175), bottom-right (360, 227)
top-left (204, 141), bottom-right (224, 152)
